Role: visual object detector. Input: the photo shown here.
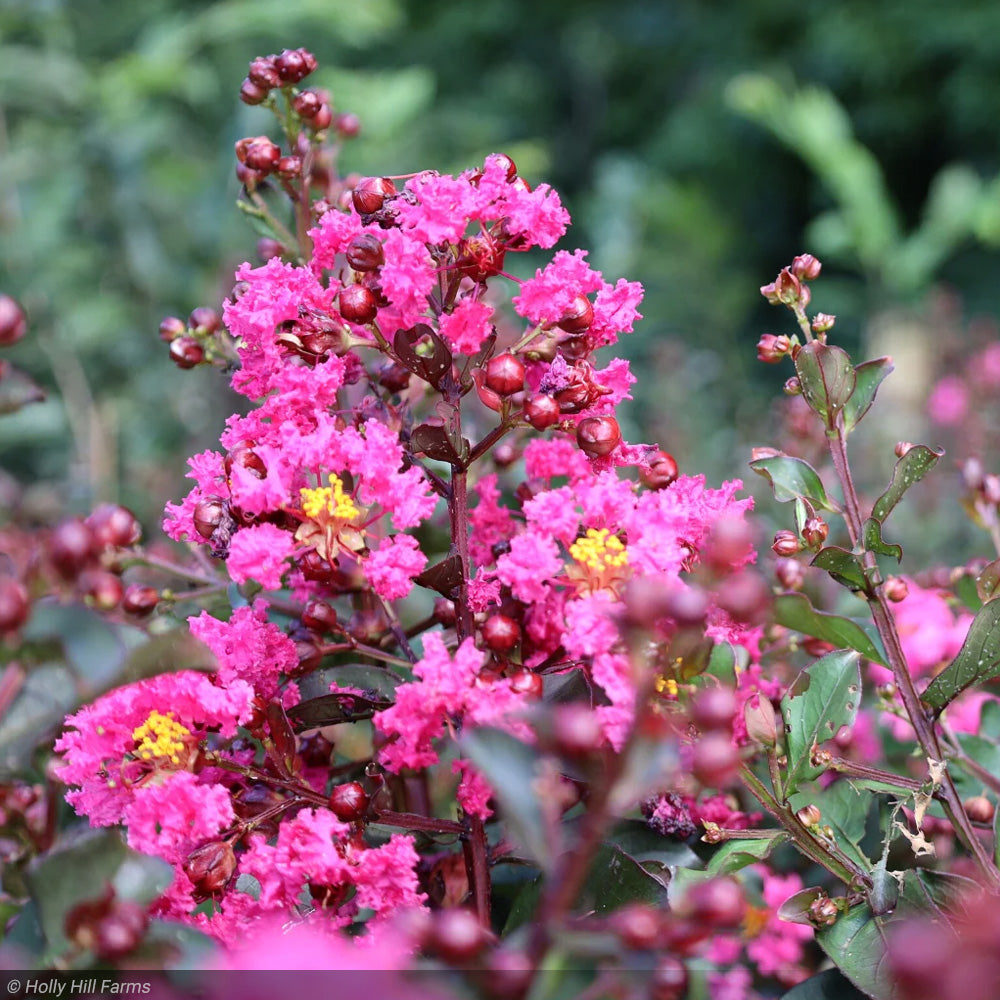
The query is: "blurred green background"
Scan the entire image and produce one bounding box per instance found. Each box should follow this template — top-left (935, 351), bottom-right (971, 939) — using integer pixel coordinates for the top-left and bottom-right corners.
top-left (4, 0), bottom-right (1000, 562)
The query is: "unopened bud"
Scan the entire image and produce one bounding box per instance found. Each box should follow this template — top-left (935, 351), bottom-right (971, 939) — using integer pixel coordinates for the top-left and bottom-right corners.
top-left (964, 795), bottom-right (995, 824)
top-left (802, 517), bottom-right (828, 548)
top-left (743, 696), bottom-right (777, 748)
top-left (774, 267), bottom-right (802, 304)
top-left (756, 333), bottom-right (792, 363)
top-left (884, 576), bottom-right (909, 603)
top-left (791, 254), bottom-right (822, 281)
top-left (796, 804), bottom-right (822, 828)
top-left (784, 376), bottom-right (802, 396)
top-left (811, 312), bottom-right (835, 333)
top-left (808, 895), bottom-right (839, 927)
top-left (183, 841), bottom-right (237, 896)
top-left (772, 530), bottom-right (801, 557)
top-left (775, 557), bottom-right (805, 590)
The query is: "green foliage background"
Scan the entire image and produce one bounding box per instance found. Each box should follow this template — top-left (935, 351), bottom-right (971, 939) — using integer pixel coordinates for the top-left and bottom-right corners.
top-left (4, 0), bottom-right (1000, 546)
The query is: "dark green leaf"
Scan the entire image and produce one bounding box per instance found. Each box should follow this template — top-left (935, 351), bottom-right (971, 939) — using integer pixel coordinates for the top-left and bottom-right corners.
top-left (871, 445), bottom-right (943, 524)
top-left (781, 650), bottom-right (862, 794)
top-left (750, 455), bottom-right (834, 509)
top-left (503, 874), bottom-right (542, 933)
top-left (706, 642), bottom-right (737, 684)
top-left (862, 518), bottom-right (903, 562)
top-left (0, 663), bottom-right (77, 777)
top-left (773, 593), bottom-right (887, 666)
top-left (777, 886), bottom-right (826, 924)
top-left (461, 728), bottom-right (551, 867)
top-left (811, 546), bottom-right (870, 592)
top-left (977, 558), bottom-right (1000, 604)
top-left (286, 690), bottom-right (391, 730)
top-left (607, 820), bottom-right (702, 869)
top-left (788, 781), bottom-right (871, 872)
top-left (955, 571), bottom-right (984, 613)
top-left (794, 341), bottom-right (857, 428)
top-left (780, 968), bottom-right (868, 1000)
top-left (322, 663), bottom-right (403, 702)
top-left (121, 630), bottom-right (217, 685)
top-left (705, 834), bottom-right (788, 875)
top-left (921, 598), bottom-right (1000, 710)
top-left (843, 357), bottom-right (893, 434)
top-left (579, 844), bottom-right (671, 914)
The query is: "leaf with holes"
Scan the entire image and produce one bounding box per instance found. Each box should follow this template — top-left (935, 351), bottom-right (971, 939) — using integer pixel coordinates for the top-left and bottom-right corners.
top-left (794, 340), bottom-right (857, 429)
top-left (811, 546), bottom-right (870, 592)
top-left (871, 445), bottom-right (943, 523)
top-left (922, 598), bottom-right (1000, 710)
top-left (781, 650), bottom-right (862, 794)
top-left (774, 593), bottom-right (886, 666)
top-left (393, 324), bottom-right (453, 388)
top-left (750, 455), bottom-right (835, 509)
top-left (843, 357), bottom-right (893, 434)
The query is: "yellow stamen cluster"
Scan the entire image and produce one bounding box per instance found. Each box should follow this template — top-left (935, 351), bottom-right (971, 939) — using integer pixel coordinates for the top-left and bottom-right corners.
top-left (300, 474), bottom-right (359, 521)
top-left (655, 676), bottom-right (679, 697)
top-left (132, 711), bottom-right (191, 764)
top-left (569, 528), bottom-right (629, 573)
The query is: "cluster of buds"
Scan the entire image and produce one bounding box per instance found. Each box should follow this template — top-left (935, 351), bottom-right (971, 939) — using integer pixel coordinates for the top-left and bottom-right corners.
top-left (760, 253), bottom-right (822, 309)
top-left (239, 48), bottom-right (317, 105)
top-left (158, 306), bottom-right (231, 370)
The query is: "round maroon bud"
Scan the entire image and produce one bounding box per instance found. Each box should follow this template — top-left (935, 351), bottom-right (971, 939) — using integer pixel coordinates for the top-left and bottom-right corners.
top-left (691, 731), bottom-right (740, 788)
top-left (641, 449), bottom-right (679, 490)
top-left (378, 362), bottom-right (411, 393)
top-left (239, 78), bottom-right (269, 105)
top-left (484, 353), bottom-right (525, 396)
top-left (524, 394), bottom-right (561, 430)
top-left (812, 312), bottom-right (836, 333)
top-left (247, 56), bottom-right (280, 89)
top-left (0, 577), bottom-right (30, 632)
top-left (275, 48), bottom-right (311, 83)
top-left (576, 416), bottom-right (621, 458)
top-left (744, 695), bottom-right (778, 748)
top-left (335, 112), bottom-right (361, 138)
top-left (328, 781), bottom-right (370, 821)
top-left (0, 294), bottom-right (27, 347)
top-left (183, 841), bottom-right (237, 897)
top-left (884, 576), bottom-right (909, 603)
top-left (556, 294), bottom-right (594, 334)
top-left (493, 442), bottom-right (518, 467)
top-left (756, 333), bottom-right (791, 364)
top-left (87, 503), bottom-right (141, 549)
top-left (426, 908), bottom-right (487, 964)
top-left (292, 90), bottom-right (323, 119)
top-left (772, 529), bottom-right (801, 557)
top-left (346, 233), bottom-right (385, 272)
top-left (293, 635), bottom-right (323, 674)
top-left (300, 549), bottom-right (337, 584)
top-left (796, 804), bottom-right (822, 827)
top-left (508, 669), bottom-right (543, 700)
top-left (775, 556), bottom-right (805, 590)
top-left (225, 442), bottom-right (267, 480)
top-left (803, 636), bottom-right (835, 658)
top-left (122, 584), bottom-right (159, 617)
top-left (158, 315), bottom-right (185, 342)
top-left (680, 877), bottom-right (745, 929)
top-left (338, 284), bottom-right (378, 324)
top-left (964, 795), bottom-right (995, 824)
top-left (188, 307), bottom-right (220, 334)
top-left (481, 614), bottom-right (521, 653)
top-left (277, 155), bottom-right (302, 179)
top-left (808, 896), bottom-right (839, 927)
top-left (311, 104), bottom-right (333, 131)
top-left (650, 956), bottom-right (689, 1000)
top-left (169, 336), bottom-right (204, 369)
top-left (715, 570), bottom-right (772, 625)
top-left (93, 900), bottom-right (148, 961)
top-left (193, 496), bottom-right (226, 540)
top-left (301, 599), bottom-right (339, 634)
top-left (351, 176), bottom-right (397, 215)
top-left (612, 903), bottom-right (663, 950)
top-left (552, 703), bottom-right (605, 757)
top-left (702, 514), bottom-right (754, 572)
top-left (490, 153), bottom-right (518, 182)
top-left (50, 518), bottom-right (97, 578)
top-left (257, 237), bottom-right (285, 262)
top-left (235, 161), bottom-right (263, 191)
top-left (690, 686), bottom-right (738, 733)
top-left (80, 569), bottom-right (123, 611)
top-left (433, 598), bottom-right (457, 626)
top-left (244, 138), bottom-right (281, 174)
top-left (801, 517), bottom-right (829, 548)
top-left (791, 253), bottom-right (822, 281)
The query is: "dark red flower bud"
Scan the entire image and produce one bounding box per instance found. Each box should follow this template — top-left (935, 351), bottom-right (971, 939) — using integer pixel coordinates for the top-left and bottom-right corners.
top-left (772, 529), bottom-right (801, 557)
top-left (239, 78), bottom-right (269, 105)
top-left (552, 703), bottom-right (605, 757)
top-left (122, 584), bottom-right (159, 617)
top-left (792, 253), bottom-right (822, 281)
top-left (257, 237), bottom-right (286, 261)
top-left (339, 284), bottom-right (378, 324)
top-left (247, 56), bottom-right (280, 89)
top-left (169, 336), bottom-right (204, 369)
top-left (774, 267), bottom-right (802, 304)
top-left (775, 556), bottom-right (804, 590)
top-left (508, 669), bottom-right (543, 699)
top-left (351, 176), bottom-right (397, 215)
top-left (756, 333), bottom-right (791, 363)
top-left (715, 570), bottom-right (772, 625)
top-left (576, 416), bottom-right (621, 458)
top-left (484, 353), bottom-right (525, 396)
top-left (87, 503), bottom-right (141, 549)
top-left (79, 569), bottom-right (124, 611)
top-left (691, 731), bottom-right (740, 788)
top-left (612, 903), bottom-right (663, 950)
top-left (650, 956), bottom-right (689, 1000)
top-left (93, 900), bottom-right (148, 961)
top-left (0, 294), bottom-right (28, 347)
top-left (183, 841), bottom-right (237, 896)
top-left (311, 104), bottom-right (333, 131)
top-left (346, 234), bottom-right (385, 272)
top-left (0, 577), bottom-right (30, 632)
top-left (964, 795), bottom-right (995, 824)
top-left (275, 48), bottom-right (312, 83)
top-left (50, 518), bottom-right (97, 578)
top-left (193, 496), bottom-right (226, 540)
top-left (244, 137), bottom-right (282, 174)
top-left (679, 877), bottom-right (745, 929)
top-left (640, 449), bottom-right (679, 490)
top-left (803, 636), bottom-right (835, 658)
top-left (801, 516), bottom-right (828, 547)
top-left (158, 316), bottom-right (185, 342)
top-left (524, 394), bottom-right (561, 430)
top-left (225, 442), bottom-right (267, 480)
top-left (301, 599), bottom-right (339, 634)
top-left (884, 576), bottom-right (909, 603)
top-left (481, 614), bottom-right (520, 653)
top-left (277, 155), bottom-right (302, 178)
top-left (433, 598), bottom-right (457, 626)
top-left (490, 153), bottom-right (518, 182)
top-left (335, 112), bottom-right (361, 138)
top-left (188, 307), bottom-right (220, 334)
top-left (556, 294), bottom-right (594, 334)
top-left (293, 90), bottom-right (323, 119)
top-left (426, 908), bottom-right (488, 964)
top-left (328, 781), bottom-right (370, 821)
top-left (690, 686), bottom-right (738, 733)
top-left (493, 442), bottom-right (518, 467)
